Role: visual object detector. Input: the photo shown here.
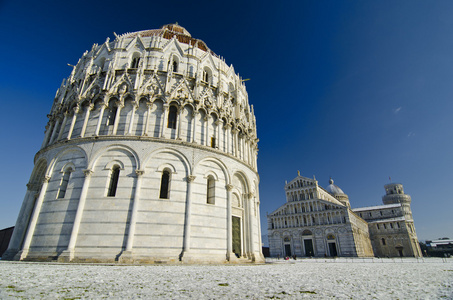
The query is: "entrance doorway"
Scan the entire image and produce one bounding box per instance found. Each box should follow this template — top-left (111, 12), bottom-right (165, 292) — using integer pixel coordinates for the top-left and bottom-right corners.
top-left (328, 242), bottom-right (337, 257)
top-left (304, 239), bottom-right (314, 256)
top-left (284, 244), bottom-right (291, 257)
top-left (232, 216), bottom-right (241, 257)
top-left (396, 246), bottom-right (404, 257)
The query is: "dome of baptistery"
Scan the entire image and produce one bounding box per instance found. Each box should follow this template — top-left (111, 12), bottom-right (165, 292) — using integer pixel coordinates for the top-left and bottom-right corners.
top-left (4, 24), bottom-right (264, 264)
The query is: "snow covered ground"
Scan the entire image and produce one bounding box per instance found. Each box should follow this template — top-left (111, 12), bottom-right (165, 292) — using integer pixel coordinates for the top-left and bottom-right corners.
top-left (1, 258), bottom-right (452, 299)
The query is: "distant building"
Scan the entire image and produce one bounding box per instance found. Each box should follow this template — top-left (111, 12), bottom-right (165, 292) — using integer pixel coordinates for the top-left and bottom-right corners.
top-left (426, 238), bottom-right (453, 257)
top-left (267, 172), bottom-right (422, 258)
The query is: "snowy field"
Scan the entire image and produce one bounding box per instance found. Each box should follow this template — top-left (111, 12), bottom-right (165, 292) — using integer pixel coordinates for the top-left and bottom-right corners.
top-left (1, 258), bottom-right (452, 299)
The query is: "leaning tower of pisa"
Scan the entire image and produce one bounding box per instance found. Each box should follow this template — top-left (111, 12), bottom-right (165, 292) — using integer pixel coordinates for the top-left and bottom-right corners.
top-left (4, 24), bottom-right (263, 264)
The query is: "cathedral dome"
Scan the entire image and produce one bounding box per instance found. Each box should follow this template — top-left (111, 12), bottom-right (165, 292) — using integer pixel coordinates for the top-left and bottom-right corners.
top-left (4, 24), bottom-right (263, 264)
top-left (326, 178), bottom-right (345, 195)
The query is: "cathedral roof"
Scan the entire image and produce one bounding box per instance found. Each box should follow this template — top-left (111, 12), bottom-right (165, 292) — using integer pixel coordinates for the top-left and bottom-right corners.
top-left (325, 178), bottom-right (345, 195)
top-left (119, 24), bottom-right (213, 55)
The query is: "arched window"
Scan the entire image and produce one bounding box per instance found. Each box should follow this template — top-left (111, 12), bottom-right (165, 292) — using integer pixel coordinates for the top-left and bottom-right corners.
top-left (207, 176), bottom-right (215, 204)
top-left (107, 100), bottom-right (117, 126)
top-left (57, 168), bottom-right (73, 198)
top-left (107, 166), bottom-right (120, 197)
top-left (159, 170), bottom-right (170, 199)
top-left (131, 55), bottom-right (140, 68)
top-left (167, 106), bottom-right (177, 129)
top-left (381, 238), bottom-right (386, 245)
top-left (172, 60), bottom-right (178, 72)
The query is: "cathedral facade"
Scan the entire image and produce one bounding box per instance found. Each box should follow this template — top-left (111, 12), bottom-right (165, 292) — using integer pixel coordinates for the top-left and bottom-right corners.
top-left (4, 24), bottom-right (264, 264)
top-left (267, 173), bottom-right (422, 258)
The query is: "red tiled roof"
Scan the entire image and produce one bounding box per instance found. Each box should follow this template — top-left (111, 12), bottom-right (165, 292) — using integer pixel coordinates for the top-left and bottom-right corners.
top-left (120, 24), bottom-right (214, 56)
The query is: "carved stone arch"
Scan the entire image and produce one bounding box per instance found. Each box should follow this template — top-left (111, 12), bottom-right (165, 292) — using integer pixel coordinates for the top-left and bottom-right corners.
top-left (232, 171), bottom-right (250, 195)
top-left (156, 163), bottom-right (177, 173)
top-left (143, 147), bottom-right (191, 176)
top-left (183, 102), bottom-right (195, 112)
top-left (47, 146), bottom-right (88, 176)
top-left (123, 94), bottom-right (135, 103)
top-left (108, 96), bottom-right (119, 105)
top-left (151, 97), bottom-right (165, 105)
top-left (168, 53), bottom-right (181, 72)
top-left (197, 107), bottom-right (208, 116)
top-left (193, 157), bottom-right (231, 184)
top-left (210, 111), bottom-right (219, 121)
top-left (302, 230), bottom-right (313, 236)
top-left (104, 160), bottom-right (125, 170)
top-left (91, 92), bottom-right (104, 105)
top-left (59, 162), bottom-right (76, 173)
top-left (129, 51), bottom-right (142, 68)
top-left (88, 144), bottom-right (140, 170)
top-left (168, 100), bottom-right (181, 108)
top-left (202, 66), bottom-right (212, 83)
top-left (80, 99), bottom-right (91, 107)
top-left (29, 158), bottom-right (48, 189)
top-left (138, 95), bottom-right (149, 104)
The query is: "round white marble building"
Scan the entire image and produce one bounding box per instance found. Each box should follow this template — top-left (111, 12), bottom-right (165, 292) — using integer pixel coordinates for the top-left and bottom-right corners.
top-left (4, 24), bottom-right (264, 264)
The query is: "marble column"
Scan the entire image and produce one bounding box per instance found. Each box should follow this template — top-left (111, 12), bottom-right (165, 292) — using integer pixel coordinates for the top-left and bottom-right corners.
top-left (160, 104), bottom-right (169, 138)
top-left (124, 170), bottom-right (144, 252)
top-left (41, 123), bottom-right (52, 149)
top-left (18, 176), bottom-right (51, 260)
top-left (59, 169), bottom-right (93, 262)
top-left (49, 117), bottom-right (61, 144)
top-left (127, 101), bottom-right (138, 135)
top-left (226, 184), bottom-right (235, 260)
top-left (80, 104), bottom-right (94, 138)
top-left (182, 175), bottom-right (196, 257)
top-left (191, 111), bottom-right (198, 143)
top-left (57, 112), bottom-right (69, 141)
top-left (176, 107), bottom-right (183, 140)
top-left (232, 129), bottom-right (238, 157)
top-left (225, 124), bottom-right (231, 154)
top-left (205, 115), bottom-right (209, 146)
top-left (215, 120), bottom-right (222, 149)
top-left (67, 106), bottom-right (80, 140)
top-left (2, 184), bottom-right (38, 260)
top-left (143, 102), bottom-right (152, 136)
top-left (112, 102), bottom-right (123, 135)
top-left (94, 104), bottom-right (107, 136)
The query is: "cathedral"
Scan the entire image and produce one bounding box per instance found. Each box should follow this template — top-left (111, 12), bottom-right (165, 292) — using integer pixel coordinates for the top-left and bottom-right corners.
top-left (4, 24), bottom-right (264, 264)
top-left (267, 172), bottom-right (422, 258)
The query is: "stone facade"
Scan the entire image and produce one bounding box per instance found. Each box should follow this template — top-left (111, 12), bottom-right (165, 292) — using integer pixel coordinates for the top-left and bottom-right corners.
top-left (353, 183), bottom-right (422, 258)
top-left (268, 173), bottom-right (421, 258)
top-left (4, 24), bottom-right (264, 264)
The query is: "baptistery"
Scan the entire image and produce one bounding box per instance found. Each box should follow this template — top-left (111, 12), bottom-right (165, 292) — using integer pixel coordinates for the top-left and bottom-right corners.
top-left (4, 24), bottom-right (263, 263)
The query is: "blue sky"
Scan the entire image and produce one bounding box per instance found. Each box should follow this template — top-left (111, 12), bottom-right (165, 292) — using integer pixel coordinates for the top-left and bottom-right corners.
top-left (0, 0), bottom-right (452, 242)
